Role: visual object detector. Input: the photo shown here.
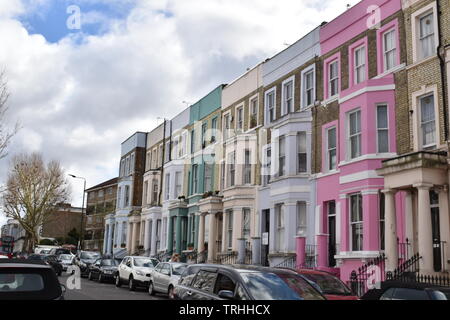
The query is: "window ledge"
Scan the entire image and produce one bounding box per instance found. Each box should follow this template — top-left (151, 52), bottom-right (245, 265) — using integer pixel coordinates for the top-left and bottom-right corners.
top-left (407, 54), bottom-right (438, 70)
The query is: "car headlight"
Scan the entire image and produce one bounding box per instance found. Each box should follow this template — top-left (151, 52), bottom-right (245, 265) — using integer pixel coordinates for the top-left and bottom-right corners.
top-left (136, 270), bottom-right (144, 276)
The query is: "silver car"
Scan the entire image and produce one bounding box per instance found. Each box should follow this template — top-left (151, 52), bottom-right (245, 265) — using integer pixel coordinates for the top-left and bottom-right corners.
top-left (58, 254), bottom-right (75, 272)
top-left (148, 262), bottom-right (187, 299)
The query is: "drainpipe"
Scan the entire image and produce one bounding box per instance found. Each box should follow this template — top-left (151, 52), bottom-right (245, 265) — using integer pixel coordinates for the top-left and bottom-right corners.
top-left (437, 0), bottom-right (449, 142)
top-left (158, 119), bottom-right (167, 206)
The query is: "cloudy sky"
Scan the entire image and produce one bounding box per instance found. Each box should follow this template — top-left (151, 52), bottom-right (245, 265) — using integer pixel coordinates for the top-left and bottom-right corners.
top-left (0, 0), bottom-right (360, 227)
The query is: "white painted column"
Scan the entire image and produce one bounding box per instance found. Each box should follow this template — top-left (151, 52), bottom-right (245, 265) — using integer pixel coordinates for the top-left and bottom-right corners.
top-left (222, 211), bottom-right (228, 253)
top-left (207, 213), bottom-right (217, 262)
top-left (144, 219), bottom-right (151, 255)
top-left (198, 214), bottom-right (206, 253)
top-left (382, 189), bottom-right (398, 272)
top-left (116, 222), bottom-right (123, 248)
top-left (232, 209), bottom-right (243, 251)
top-left (126, 222), bottom-right (133, 253)
top-left (438, 186), bottom-right (450, 271)
top-left (414, 183), bottom-right (434, 274)
top-left (285, 203), bottom-right (297, 253)
top-left (103, 224), bottom-right (109, 254)
top-left (131, 221), bottom-right (138, 255)
top-left (151, 218), bottom-right (158, 256)
top-left (404, 190), bottom-right (414, 249)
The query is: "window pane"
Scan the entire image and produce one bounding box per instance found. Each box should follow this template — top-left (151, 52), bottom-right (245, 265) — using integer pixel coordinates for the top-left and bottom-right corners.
top-left (377, 105), bottom-right (388, 129)
top-left (328, 127), bottom-right (336, 149)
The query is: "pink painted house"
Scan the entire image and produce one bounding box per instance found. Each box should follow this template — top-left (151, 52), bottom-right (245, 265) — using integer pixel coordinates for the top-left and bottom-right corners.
top-left (314, 0), bottom-right (407, 283)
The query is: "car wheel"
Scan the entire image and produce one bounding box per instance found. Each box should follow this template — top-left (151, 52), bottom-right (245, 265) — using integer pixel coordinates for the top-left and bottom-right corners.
top-left (148, 282), bottom-right (155, 296)
top-left (115, 274), bottom-right (122, 287)
top-left (129, 276), bottom-right (136, 291)
top-left (168, 286), bottom-right (175, 300)
top-left (88, 272), bottom-right (93, 281)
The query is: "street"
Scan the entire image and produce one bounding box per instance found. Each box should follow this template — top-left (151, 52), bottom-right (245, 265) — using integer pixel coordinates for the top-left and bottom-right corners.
top-left (60, 274), bottom-right (168, 300)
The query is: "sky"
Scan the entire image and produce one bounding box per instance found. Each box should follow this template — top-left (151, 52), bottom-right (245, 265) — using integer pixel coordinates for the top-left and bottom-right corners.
top-left (0, 0), bottom-right (360, 227)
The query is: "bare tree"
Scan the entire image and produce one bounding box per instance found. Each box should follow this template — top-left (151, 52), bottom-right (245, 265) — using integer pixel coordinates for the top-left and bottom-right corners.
top-left (0, 70), bottom-right (19, 160)
top-left (2, 153), bottom-right (71, 252)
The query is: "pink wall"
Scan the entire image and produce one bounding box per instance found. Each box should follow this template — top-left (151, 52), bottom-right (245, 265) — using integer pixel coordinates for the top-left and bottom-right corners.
top-left (320, 0), bottom-right (402, 55)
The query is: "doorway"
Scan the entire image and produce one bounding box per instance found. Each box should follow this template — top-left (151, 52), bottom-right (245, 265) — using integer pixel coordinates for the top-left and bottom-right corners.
top-left (328, 201), bottom-right (337, 267)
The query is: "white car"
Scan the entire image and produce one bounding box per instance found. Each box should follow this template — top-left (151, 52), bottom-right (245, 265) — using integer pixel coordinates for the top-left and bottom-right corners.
top-left (0, 255), bottom-right (8, 259)
top-left (115, 256), bottom-right (159, 291)
top-left (57, 254), bottom-right (75, 271)
top-left (148, 262), bottom-right (187, 299)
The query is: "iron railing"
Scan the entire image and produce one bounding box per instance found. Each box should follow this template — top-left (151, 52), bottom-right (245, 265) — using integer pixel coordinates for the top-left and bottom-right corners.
top-left (304, 245), bottom-right (317, 269)
top-left (350, 254), bottom-right (386, 297)
top-left (397, 238), bottom-right (412, 265)
top-left (386, 253), bottom-right (421, 281)
top-left (218, 251), bottom-right (237, 265)
top-left (274, 255), bottom-right (297, 269)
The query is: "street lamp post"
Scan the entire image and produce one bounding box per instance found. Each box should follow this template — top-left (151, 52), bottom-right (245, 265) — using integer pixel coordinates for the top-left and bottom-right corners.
top-left (69, 174), bottom-right (86, 252)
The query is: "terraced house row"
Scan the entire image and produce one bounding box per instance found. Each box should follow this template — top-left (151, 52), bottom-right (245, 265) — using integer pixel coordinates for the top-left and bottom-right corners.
top-left (94, 0), bottom-right (450, 285)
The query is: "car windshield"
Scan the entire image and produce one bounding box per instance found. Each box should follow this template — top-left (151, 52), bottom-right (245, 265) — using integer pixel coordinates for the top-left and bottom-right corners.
top-left (134, 258), bottom-right (156, 268)
top-left (101, 259), bottom-right (118, 266)
top-left (172, 264), bottom-right (187, 276)
top-left (80, 252), bottom-right (100, 260)
top-left (301, 273), bottom-right (352, 295)
top-left (59, 255), bottom-right (73, 261)
top-left (0, 273), bottom-right (44, 292)
top-left (241, 272), bottom-right (325, 300)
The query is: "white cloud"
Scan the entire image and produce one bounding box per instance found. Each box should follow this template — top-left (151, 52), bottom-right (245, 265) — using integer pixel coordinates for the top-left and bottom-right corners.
top-left (0, 0), bottom-right (360, 220)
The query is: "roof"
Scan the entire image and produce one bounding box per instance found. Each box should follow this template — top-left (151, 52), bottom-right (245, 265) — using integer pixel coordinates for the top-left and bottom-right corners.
top-left (0, 259), bottom-right (52, 269)
top-left (86, 177), bottom-right (119, 192)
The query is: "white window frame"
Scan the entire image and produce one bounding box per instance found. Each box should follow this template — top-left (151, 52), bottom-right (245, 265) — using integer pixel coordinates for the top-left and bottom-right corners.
top-left (204, 164), bottom-right (213, 192)
top-left (411, 3), bottom-right (439, 63)
top-left (354, 45), bottom-right (366, 84)
top-left (347, 109), bottom-right (362, 160)
top-left (412, 86), bottom-right (440, 151)
top-left (376, 104), bottom-right (390, 153)
top-left (227, 210), bottom-right (233, 250)
top-left (236, 105), bottom-right (244, 132)
top-left (275, 204), bottom-right (285, 252)
top-left (349, 193), bottom-right (363, 252)
top-left (297, 132), bottom-right (307, 173)
top-left (164, 173), bottom-right (170, 201)
top-left (249, 95), bottom-right (259, 128)
top-left (174, 171), bottom-right (182, 198)
top-left (244, 149), bottom-right (251, 185)
top-left (419, 93), bottom-right (437, 149)
top-left (328, 60), bottom-right (339, 98)
top-left (281, 76), bottom-right (295, 116)
top-left (382, 28), bottom-right (397, 72)
top-left (227, 151), bottom-right (236, 188)
top-left (265, 87), bottom-right (276, 125)
top-left (278, 136), bottom-right (286, 177)
top-left (192, 164), bottom-right (198, 194)
top-left (242, 208), bottom-right (251, 243)
top-left (296, 202), bottom-right (307, 236)
top-left (301, 65), bottom-right (316, 109)
top-left (223, 111), bottom-right (232, 141)
top-left (326, 126), bottom-right (337, 171)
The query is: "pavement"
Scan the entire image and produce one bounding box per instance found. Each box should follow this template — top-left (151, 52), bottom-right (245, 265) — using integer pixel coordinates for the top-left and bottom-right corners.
top-left (60, 273), bottom-right (168, 300)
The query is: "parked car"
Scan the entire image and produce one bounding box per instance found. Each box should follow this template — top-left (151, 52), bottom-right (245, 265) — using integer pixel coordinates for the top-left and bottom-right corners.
top-left (27, 254), bottom-right (63, 276)
top-left (174, 264), bottom-right (326, 301)
top-left (295, 269), bottom-right (358, 300)
top-left (0, 259), bottom-right (65, 300)
top-left (49, 248), bottom-right (71, 256)
top-left (0, 255), bottom-right (8, 259)
top-left (362, 280), bottom-right (450, 300)
top-left (74, 251), bottom-right (101, 277)
top-left (88, 258), bottom-right (119, 283)
top-left (115, 256), bottom-right (159, 291)
top-left (148, 262), bottom-right (187, 298)
top-left (57, 254), bottom-right (75, 272)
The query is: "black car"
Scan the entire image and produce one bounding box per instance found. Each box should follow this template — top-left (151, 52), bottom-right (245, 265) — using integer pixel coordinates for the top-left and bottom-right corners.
top-left (28, 254), bottom-right (63, 276)
top-left (361, 280), bottom-right (450, 300)
top-left (88, 258), bottom-right (119, 283)
top-left (175, 264), bottom-right (326, 300)
top-left (74, 251), bottom-right (101, 277)
top-left (0, 259), bottom-right (65, 300)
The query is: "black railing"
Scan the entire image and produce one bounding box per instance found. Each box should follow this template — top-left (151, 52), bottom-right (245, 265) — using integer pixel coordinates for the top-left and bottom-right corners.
top-left (397, 238), bottom-right (412, 265)
top-left (218, 251), bottom-right (238, 265)
top-left (386, 253), bottom-right (421, 281)
top-left (304, 245), bottom-right (317, 269)
top-left (274, 255), bottom-right (297, 269)
top-left (350, 254), bottom-right (386, 297)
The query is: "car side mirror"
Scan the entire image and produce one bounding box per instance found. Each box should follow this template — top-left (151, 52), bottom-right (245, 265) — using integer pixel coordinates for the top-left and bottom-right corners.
top-left (218, 290), bottom-right (235, 300)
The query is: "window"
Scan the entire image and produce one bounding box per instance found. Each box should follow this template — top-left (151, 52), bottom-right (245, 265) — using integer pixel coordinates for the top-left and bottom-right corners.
top-left (107, 187), bottom-right (113, 195)
top-left (117, 187), bottom-right (121, 208)
top-left (244, 150), bottom-right (251, 184)
top-left (144, 181), bottom-right (149, 205)
top-left (354, 46), bottom-right (366, 84)
top-left (192, 165), bottom-right (198, 194)
top-left (125, 157), bottom-right (130, 175)
top-left (236, 106), bottom-right (244, 131)
top-left (302, 68), bottom-right (315, 108)
top-left (175, 172), bottom-right (182, 198)
top-left (278, 136), bottom-right (286, 176)
top-left (158, 144), bottom-right (163, 167)
top-left (146, 151), bottom-right (151, 170)
top-left (204, 164), bottom-right (212, 193)
top-left (211, 117), bottom-right (218, 142)
top-left (242, 209), bottom-right (251, 244)
top-left (192, 271), bottom-right (217, 293)
top-left (264, 147), bottom-right (272, 185)
top-left (297, 132), bottom-right (307, 173)
top-left (172, 138), bottom-right (179, 160)
top-left (165, 173), bottom-right (170, 201)
top-left (190, 130), bottom-right (196, 154)
top-left (220, 161), bottom-right (225, 191)
top-left (296, 202), bottom-right (307, 236)
top-left (152, 179), bottom-right (158, 205)
top-left (276, 204), bottom-right (285, 252)
top-left (250, 97), bottom-right (258, 128)
top-left (383, 29), bottom-right (397, 71)
top-left (223, 114), bottom-right (231, 140)
top-left (282, 78), bottom-right (294, 115)
top-left (227, 152), bottom-right (235, 187)
top-left (125, 185), bottom-right (130, 207)
top-left (165, 142), bottom-right (170, 163)
top-left (420, 94), bottom-right (436, 149)
top-left (152, 149), bottom-right (157, 169)
top-left (377, 105), bottom-right (389, 153)
top-left (130, 153), bottom-right (135, 173)
top-left (327, 127), bottom-right (337, 171)
top-left (266, 90), bottom-right (276, 123)
top-left (419, 12), bottom-right (435, 60)
top-left (214, 274), bottom-right (236, 295)
top-left (120, 159), bottom-right (125, 177)
top-left (180, 132), bottom-right (187, 157)
top-left (350, 194), bottom-right (363, 252)
top-left (348, 110), bottom-right (362, 159)
top-left (227, 210), bottom-right (233, 250)
top-left (201, 122), bottom-right (207, 148)
top-left (98, 190), bottom-right (104, 198)
top-left (329, 60), bottom-right (339, 98)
